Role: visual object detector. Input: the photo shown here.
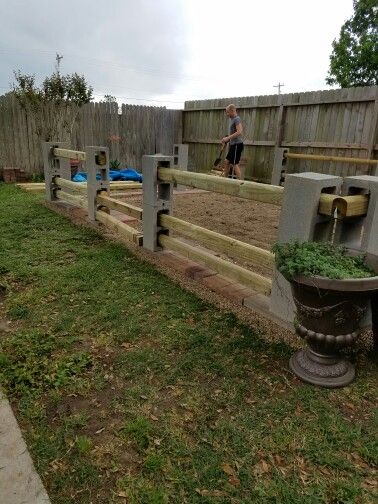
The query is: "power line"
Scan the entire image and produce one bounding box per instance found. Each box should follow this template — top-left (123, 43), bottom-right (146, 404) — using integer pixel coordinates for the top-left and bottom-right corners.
top-left (0, 47), bottom-right (215, 83)
top-left (274, 82), bottom-right (285, 94)
top-left (92, 93), bottom-right (183, 104)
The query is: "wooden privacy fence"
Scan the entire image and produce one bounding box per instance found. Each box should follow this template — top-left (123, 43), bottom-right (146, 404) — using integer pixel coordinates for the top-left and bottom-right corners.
top-left (40, 144), bottom-right (377, 346)
top-left (183, 85), bottom-right (378, 182)
top-left (0, 94), bottom-right (181, 175)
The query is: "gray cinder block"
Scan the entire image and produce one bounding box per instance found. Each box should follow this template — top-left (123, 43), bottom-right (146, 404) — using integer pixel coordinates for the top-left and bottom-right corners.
top-left (42, 141), bottom-right (71, 202)
top-left (86, 146), bottom-right (109, 221)
top-left (271, 147), bottom-right (289, 186)
top-left (270, 172), bottom-right (343, 323)
top-left (341, 175), bottom-right (378, 254)
top-left (142, 154), bottom-right (174, 251)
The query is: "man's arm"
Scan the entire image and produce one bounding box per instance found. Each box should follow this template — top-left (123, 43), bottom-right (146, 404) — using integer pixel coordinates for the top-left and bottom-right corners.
top-left (221, 122), bottom-right (243, 144)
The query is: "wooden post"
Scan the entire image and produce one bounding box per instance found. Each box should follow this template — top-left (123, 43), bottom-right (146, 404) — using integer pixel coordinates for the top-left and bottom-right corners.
top-left (367, 89), bottom-right (378, 176)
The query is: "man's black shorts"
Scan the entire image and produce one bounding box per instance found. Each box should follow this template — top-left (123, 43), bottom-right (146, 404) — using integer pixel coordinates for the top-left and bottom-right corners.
top-left (226, 142), bottom-right (244, 164)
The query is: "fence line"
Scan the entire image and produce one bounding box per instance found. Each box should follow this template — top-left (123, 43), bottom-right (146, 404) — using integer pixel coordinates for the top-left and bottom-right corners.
top-left (2, 86), bottom-right (378, 183)
top-left (0, 97), bottom-right (181, 175)
top-left (183, 86), bottom-right (378, 182)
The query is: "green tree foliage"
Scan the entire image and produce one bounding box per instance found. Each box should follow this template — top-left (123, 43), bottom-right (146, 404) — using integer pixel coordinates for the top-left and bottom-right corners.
top-left (326, 0), bottom-right (378, 87)
top-left (12, 70), bottom-right (93, 141)
top-left (101, 94), bottom-right (117, 103)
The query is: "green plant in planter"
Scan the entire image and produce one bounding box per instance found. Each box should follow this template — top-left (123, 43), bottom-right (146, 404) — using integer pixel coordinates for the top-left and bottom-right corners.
top-left (272, 240), bottom-right (378, 388)
top-left (272, 240), bottom-right (374, 280)
top-left (109, 159), bottom-right (121, 170)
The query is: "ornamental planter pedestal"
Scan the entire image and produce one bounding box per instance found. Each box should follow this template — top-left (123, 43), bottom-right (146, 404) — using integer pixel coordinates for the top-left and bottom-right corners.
top-left (289, 253), bottom-right (378, 388)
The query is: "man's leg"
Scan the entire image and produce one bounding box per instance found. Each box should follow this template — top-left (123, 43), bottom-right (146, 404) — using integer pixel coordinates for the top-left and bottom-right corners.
top-left (233, 164), bottom-right (241, 179)
top-left (232, 144), bottom-right (243, 179)
top-left (223, 159), bottom-right (231, 177)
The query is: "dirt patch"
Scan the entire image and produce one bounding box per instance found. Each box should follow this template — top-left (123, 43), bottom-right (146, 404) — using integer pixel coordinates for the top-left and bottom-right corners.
top-left (125, 190), bottom-right (279, 249)
top-left (122, 190), bottom-right (279, 277)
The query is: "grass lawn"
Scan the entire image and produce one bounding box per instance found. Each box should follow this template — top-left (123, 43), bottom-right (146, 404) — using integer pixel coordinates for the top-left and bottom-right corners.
top-left (0, 183), bottom-right (377, 504)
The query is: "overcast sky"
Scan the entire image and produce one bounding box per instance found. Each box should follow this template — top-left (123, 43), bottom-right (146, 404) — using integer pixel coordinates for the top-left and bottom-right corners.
top-left (0, 0), bottom-right (354, 108)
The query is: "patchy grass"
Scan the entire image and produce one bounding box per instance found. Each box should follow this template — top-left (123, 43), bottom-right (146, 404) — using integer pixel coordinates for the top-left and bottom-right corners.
top-left (0, 183), bottom-right (377, 504)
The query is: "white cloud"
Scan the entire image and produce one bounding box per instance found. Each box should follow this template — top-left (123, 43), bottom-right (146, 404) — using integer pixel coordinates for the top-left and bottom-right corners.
top-left (0, 0), bottom-right (355, 107)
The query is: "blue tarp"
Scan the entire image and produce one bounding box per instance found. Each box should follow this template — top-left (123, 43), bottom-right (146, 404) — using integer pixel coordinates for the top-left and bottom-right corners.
top-left (72, 169), bottom-right (142, 183)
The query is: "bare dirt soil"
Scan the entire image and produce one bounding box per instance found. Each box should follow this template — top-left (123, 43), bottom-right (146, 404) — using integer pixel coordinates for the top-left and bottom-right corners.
top-left (121, 189), bottom-right (280, 277)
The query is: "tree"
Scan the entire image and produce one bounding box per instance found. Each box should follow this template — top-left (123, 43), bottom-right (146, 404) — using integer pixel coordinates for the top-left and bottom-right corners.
top-left (12, 69), bottom-right (93, 141)
top-left (326, 0), bottom-right (378, 87)
top-left (101, 94), bottom-right (117, 103)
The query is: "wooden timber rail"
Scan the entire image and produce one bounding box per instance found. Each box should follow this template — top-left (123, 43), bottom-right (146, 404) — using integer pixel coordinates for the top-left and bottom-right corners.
top-left (153, 166), bottom-right (281, 295)
top-left (52, 181), bottom-right (143, 246)
top-left (53, 147), bottom-right (86, 161)
top-left (17, 181), bottom-right (142, 193)
top-left (157, 167), bottom-right (369, 217)
top-left (95, 208), bottom-right (143, 246)
top-left (158, 168), bottom-right (284, 206)
top-left (152, 166), bottom-right (372, 296)
top-left (284, 152), bottom-right (378, 166)
top-left (158, 215), bottom-right (273, 295)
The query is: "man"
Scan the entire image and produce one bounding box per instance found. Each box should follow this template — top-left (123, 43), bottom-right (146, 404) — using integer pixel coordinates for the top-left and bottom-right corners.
top-left (221, 104), bottom-right (243, 179)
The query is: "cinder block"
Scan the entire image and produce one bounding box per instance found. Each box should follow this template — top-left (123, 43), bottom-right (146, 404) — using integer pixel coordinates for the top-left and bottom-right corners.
top-left (271, 147), bottom-right (289, 186)
top-left (341, 175), bottom-right (378, 255)
top-left (173, 144), bottom-right (188, 170)
top-left (86, 146), bottom-right (110, 221)
top-left (270, 172), bottom-right (343, 324)
top-left (142, 155), bottom-right (174, 251)
top-left (42, 141), bottom-right (71, 201)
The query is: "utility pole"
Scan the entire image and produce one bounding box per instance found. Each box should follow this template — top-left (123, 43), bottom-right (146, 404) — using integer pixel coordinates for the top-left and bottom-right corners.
top-left (55, 53), bottom-right (63, 74)
top-left (274, 82), bottom-right (285, 95)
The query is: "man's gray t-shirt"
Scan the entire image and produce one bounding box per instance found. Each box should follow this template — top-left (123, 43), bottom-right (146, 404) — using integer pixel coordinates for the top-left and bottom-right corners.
top-left (229, 116), bottom-right (243, 145)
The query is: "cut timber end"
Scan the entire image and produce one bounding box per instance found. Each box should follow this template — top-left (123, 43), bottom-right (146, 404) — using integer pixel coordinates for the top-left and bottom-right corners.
top-left (96, 194), bottom-right (143, 220)
top-left (56, 191), bottom-right (88, 209)
top-left (54, 177), bottom-right (87, 195)
top-left (318, 194), bottom-right (369, 218)
top-left (96, 210), bottom-right (143, 245)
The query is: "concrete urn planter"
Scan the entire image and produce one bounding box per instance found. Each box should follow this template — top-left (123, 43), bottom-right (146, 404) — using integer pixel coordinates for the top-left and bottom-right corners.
top-left (289, 253), bottom-right (378, 388)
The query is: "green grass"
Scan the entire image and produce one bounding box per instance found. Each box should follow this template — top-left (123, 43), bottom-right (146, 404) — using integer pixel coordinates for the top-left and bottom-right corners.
top-left (0, 183), bottom-right (377, 504)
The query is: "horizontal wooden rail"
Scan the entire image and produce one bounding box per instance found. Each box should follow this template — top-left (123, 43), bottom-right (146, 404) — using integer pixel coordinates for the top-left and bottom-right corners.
top-left (158, 234), bottom-right (272, 296)
top-left (318, 194), bottom-right (369, 217)
top-left (108, 182), bottom-right (142, 190)
top-left (159, 214), bottom-right (274, 268)
top-left (17, 181), bottom-right (142, 194)
top-left (97, 194), bottom-right (143, 220)
top-left (158, 168), bottom-right (284, 206)
top-left (53, 148), bottom-right (86, 161)
top-left (54, 177), bottom-right (87, 194)
top-left (182, 139), bottom-right (373, 151)
top-left (285, 152), bottom-right (378, 165)
top-left (55, 190), bottom-right (88, 209)
top-left (96, 210), bottom-right (143, 246)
